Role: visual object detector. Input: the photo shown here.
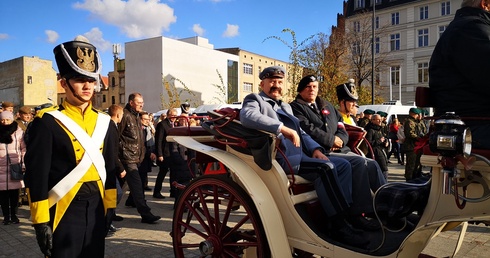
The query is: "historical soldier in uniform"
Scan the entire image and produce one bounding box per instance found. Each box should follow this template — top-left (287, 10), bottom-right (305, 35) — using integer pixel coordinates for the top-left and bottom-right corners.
top-left (24, 36), bottom-right (117, 257)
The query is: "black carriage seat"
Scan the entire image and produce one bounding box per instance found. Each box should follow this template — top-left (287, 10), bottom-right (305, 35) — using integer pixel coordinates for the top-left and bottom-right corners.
top-left (203, 109), bottom-right (318, 199)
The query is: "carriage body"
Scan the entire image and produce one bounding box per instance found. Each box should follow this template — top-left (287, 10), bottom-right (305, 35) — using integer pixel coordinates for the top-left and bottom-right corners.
top-left (168, 112), bottom-right (490, 257)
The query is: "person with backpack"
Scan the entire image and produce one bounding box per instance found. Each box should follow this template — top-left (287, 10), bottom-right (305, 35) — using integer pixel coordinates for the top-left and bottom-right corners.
top-left (388, 118), bottom-right (403, 165)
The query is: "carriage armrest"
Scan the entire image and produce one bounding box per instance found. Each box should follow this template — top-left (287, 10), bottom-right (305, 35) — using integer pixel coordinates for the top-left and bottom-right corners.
top-left (168, 126), bottom-right (212, 136)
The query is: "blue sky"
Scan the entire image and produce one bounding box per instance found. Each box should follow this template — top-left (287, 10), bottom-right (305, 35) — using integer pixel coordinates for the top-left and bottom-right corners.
top-left (1, 0), bottom-right (344, 76)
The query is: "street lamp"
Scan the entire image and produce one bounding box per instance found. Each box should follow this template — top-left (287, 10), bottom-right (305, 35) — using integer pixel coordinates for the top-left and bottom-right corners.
top-left (371, 0), bottom-right (376, 104)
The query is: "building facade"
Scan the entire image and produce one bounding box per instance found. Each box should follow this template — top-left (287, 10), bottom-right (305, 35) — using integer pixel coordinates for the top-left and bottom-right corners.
top-left (344, 0), bottom-right (461, 105)
top-left (122, 36), bottom-right (241, 113)
top-left (217, 48), bottom-right (292, 102)
top-left (0, 56), bottom-right (57, 110)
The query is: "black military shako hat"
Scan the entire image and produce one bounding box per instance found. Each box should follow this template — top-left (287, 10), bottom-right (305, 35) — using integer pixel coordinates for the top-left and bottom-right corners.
top-left (53, 36), bottom-right (102, 90)
top-left (336, 79), bottom-right (358, 101)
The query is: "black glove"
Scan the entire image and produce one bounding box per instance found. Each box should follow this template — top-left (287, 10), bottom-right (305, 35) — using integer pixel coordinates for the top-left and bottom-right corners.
top-left (106, 208), bottom-right (115, 233)
top-left (33, 223), bottom-right (53, 257)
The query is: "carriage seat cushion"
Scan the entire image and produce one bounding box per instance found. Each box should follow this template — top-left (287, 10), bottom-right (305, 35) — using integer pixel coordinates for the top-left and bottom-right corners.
top-left (202, 108), bottom-right (274, 170)
top-left (375, 177), bottom-right (430, 219)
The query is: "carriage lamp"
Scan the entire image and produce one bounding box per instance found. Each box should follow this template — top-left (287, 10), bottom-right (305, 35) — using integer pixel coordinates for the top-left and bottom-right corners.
top-left (429, 112), bottom-right (471, 194)
top-left (429, 112), bottom-right (472, 158)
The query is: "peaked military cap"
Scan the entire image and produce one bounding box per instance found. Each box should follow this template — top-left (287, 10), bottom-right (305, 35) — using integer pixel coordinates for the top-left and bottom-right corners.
top-left (259, 66), bottom-right (285, 80)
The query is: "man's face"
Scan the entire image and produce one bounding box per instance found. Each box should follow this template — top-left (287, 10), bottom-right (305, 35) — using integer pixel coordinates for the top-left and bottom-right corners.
top-left (260, 77), bottom-right (284, 100)
top-left (63, 77), bottom-right (95, 104)
top-left (371, 115), bottom-right (382, 125)
top-left (340, 100), bottom-right (357, 114)
top-left (130, 96), bottom-right (144, 112)
top-left (19, 112), bottom-right (32, 122)
top-left (141, 114), bottom-right (150, 126)
top-left (299, 81), bottom-right (319, 103)
top-left (168, 110), bottom-right (178, 122)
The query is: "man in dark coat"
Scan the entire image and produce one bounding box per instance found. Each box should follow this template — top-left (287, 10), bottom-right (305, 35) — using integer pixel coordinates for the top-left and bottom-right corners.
top-left (365, 114), bottom-right (390, 178)
top-left (429, 0), bottom-right (490, 150)
top-left (118, 93), bottom-right (160, 224)
top-left (290, 75), bottom-right (386, 229)
top-left (153, 108), bottom-right (178, 198)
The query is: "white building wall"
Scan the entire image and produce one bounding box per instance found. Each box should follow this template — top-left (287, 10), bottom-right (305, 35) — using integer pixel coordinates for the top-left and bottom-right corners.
top-left (125, 36), bottom-right (239, 113)
top-left (347, 0), bottom-right (462, 105)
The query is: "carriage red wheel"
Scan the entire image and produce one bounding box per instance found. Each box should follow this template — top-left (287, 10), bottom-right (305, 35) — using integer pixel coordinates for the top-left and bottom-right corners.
top-left (172, 175), bottom-right (270, 257)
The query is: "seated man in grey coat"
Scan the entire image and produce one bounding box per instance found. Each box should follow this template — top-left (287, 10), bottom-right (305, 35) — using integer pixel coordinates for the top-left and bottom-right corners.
top-left (240, 66), bottom-right (371, 248)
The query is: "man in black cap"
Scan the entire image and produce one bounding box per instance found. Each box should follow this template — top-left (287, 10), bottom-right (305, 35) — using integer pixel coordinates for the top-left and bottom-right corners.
top-left (290, 75), bottom-right (386, 226)
top-left (24, 36), bottom-right (118, 257)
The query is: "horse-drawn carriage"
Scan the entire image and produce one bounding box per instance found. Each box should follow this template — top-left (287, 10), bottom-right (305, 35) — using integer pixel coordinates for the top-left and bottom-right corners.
top-left (167, 96), bottom-right (490, 257)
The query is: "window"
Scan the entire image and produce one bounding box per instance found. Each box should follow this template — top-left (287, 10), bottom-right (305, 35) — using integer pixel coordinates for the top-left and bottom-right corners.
top-left (375, 37), bottom-right (380, 54)
top-left (243, 63), bottom-right (253, 75)
top-left (441, 1), bottom-right (451, 16)
top-left (420, 6), bottom-right (428, 20)
top-left (439, 25), bottom-right (447, 38)
top-left (119, 77), bottom-right (125, 88)
top-left (243, 82), bottom-right (253, 92)
top-left (418, 62), bottom-right (429, 83)
top-left (111, 77), bottom-right (115, 87)
top-left (352, 41), bottom-right (361, 56)
top-left (27, 76), bottom-right (32, 84)
top-left (375, 16), bottom-right (379, 29)
top-left (119, 94), bottom-right (125, 104)
top-left (391, 12), bottom-right (400, 25)
top-left (353, 21), bottom-right (361, 32)
top-left (418, 28), bottom-right (429, 47)
top-left (390, 33), bottom-right (400, 51)
top-left (103, 95), bottom-right (106, 103)
top-left (111, 96), bottom-right (115, 105)
top-left (391, 66), bottom-right (400, 85)
top-left (355, 0), bottom-right (365, 9)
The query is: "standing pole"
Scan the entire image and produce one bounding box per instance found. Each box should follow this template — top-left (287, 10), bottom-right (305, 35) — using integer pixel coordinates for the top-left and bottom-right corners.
top-left (371, 0), bottom-right (376, 104)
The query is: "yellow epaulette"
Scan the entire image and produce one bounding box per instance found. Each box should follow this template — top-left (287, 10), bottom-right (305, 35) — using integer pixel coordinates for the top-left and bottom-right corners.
top-left (36, 105), bottom-right (59, 119)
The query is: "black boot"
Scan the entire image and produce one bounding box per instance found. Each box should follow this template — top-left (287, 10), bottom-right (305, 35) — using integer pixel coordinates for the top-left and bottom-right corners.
top-left (11, 214), bottom-right (19, 224)
top-left (330, 216), bottom-right (370, 248)
top-left (3, 217), bottom-right (10, 225)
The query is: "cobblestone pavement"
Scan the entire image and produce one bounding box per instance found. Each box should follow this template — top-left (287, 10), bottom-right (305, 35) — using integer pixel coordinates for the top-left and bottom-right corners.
top-left (2, 161), bottom-right (490, 257)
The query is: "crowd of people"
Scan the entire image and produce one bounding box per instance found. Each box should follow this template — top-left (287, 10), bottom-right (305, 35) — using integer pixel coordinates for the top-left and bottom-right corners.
top-left (5, 0), bottom-right (488, 253)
